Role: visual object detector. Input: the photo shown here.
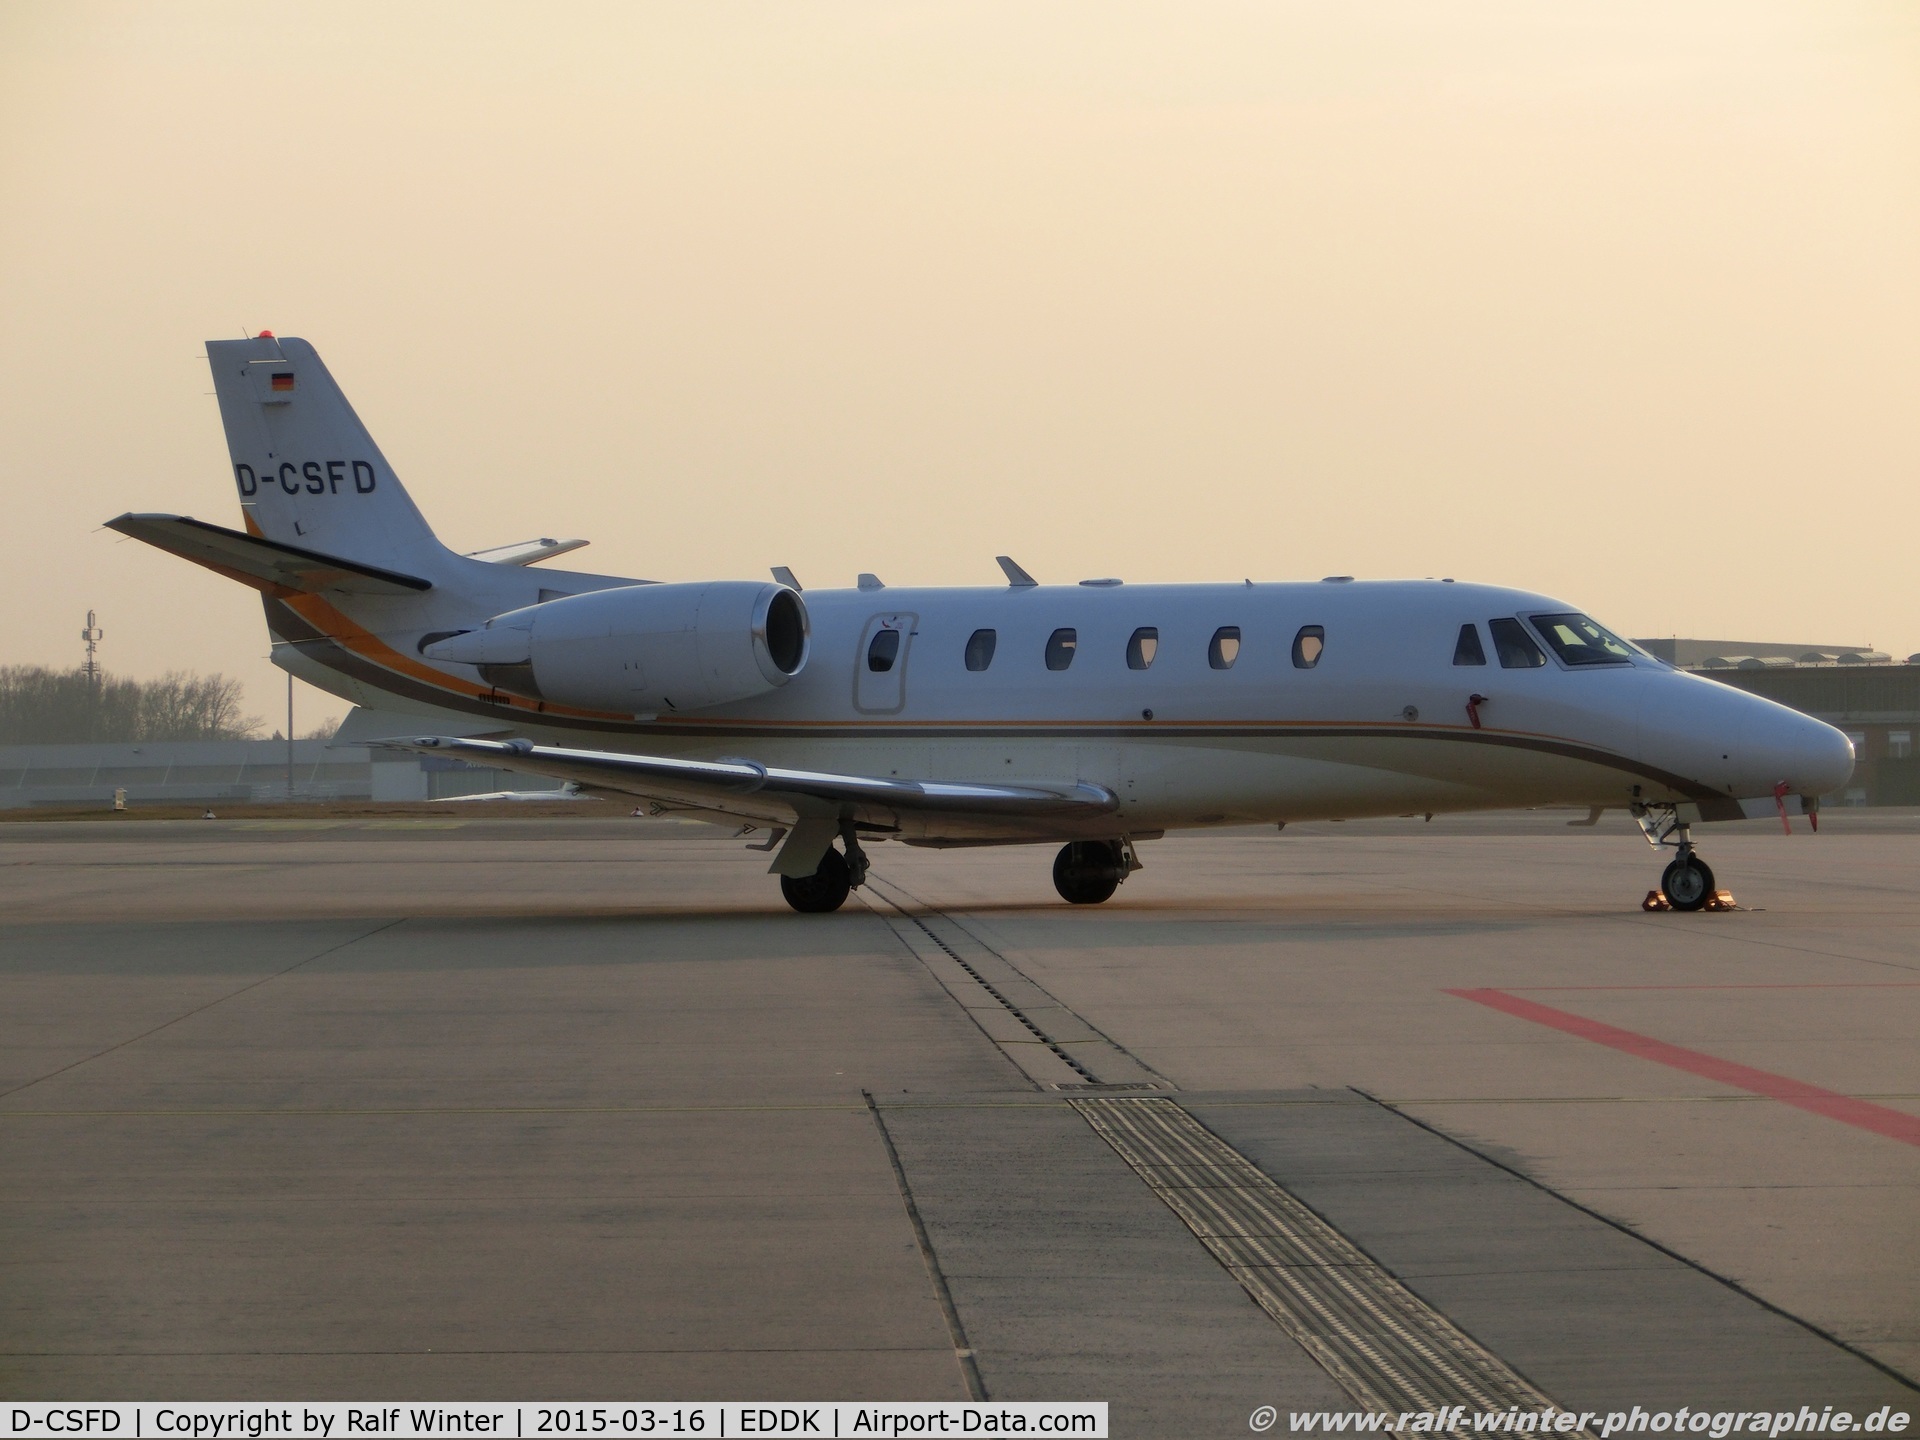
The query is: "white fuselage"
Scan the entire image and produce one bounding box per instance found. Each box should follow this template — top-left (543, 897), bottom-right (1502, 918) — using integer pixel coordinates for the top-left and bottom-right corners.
top-left (285, 570), bottom-right (1856, 843)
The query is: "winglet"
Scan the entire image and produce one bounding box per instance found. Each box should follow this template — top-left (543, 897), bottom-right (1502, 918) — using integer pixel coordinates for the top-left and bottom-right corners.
top-left (996, 556), bottom-right (1037, 587)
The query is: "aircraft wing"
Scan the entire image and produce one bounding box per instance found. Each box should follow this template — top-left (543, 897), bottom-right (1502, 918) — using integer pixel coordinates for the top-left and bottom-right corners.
top-left (105, 513), bottom-right (432, 595)
top-left (378, 736), bottom-right (1119, 860)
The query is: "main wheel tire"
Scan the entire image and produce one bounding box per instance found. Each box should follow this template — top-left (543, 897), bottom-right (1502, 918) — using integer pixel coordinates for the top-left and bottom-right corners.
top-left (1661, 855), bottom-right (1715, 913)
top-left (781, 847), bottom-right (852, 914)
top-left (1052, 841), bottom-right (1121, 905)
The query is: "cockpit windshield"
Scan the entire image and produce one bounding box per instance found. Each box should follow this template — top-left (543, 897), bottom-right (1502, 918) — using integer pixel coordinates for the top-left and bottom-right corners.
top-left (1528, 613), bottom-right (1640, 666)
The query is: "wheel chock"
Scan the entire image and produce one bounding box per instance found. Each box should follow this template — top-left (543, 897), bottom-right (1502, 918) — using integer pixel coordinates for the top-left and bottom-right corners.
top-left (1705, 889), bottom-right (1738, 911)
top-left (1642, 890), bottom-right (1671, 911)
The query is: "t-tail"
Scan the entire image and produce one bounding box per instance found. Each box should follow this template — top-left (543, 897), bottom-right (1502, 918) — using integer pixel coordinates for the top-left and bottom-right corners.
top-left (208, 333), bottom-right (450, 575)
top-left (107, 334), bottom-right (634, 726)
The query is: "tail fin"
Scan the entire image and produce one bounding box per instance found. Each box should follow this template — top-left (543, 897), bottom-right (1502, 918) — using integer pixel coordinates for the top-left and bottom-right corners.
top-left (207, 335), bottom-right (451, 575)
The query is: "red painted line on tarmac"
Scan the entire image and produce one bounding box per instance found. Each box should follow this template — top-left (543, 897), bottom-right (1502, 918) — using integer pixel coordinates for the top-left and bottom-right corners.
top-left (1508, 983), bottom-right (1920, 992)
top-left (1445, 987), bottom-right (1920, 1149)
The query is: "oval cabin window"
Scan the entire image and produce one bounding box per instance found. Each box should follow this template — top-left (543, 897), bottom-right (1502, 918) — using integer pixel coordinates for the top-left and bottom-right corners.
top-left (1292, 625), bottom-right (1324, 669)
top-left (867, 628), bottom-right (902, 673)
top-left (964, 628), bottom-right (997, 672)
top-left (1045, 628), bottom-right (1077, 671)
top-left (1208, 626), bottom-right (1241, 670)
top-left (1126, 627), bottom-right (1158, 670)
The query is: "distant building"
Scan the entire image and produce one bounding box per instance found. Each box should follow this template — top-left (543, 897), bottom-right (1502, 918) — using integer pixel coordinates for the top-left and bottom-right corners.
top-left (0, 738), bottom-right (565, 809)
top-left (1631, 638), bottom-right (1887, 669)
top-left (1637, 641), bottom-right (1920, 807)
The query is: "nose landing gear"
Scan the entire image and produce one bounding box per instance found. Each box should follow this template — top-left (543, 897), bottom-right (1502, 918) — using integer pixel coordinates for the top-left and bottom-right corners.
top-left (1660, 852), bottom-right (1716, 911)
top-left (1633, 804), bottom-right (1717, 912)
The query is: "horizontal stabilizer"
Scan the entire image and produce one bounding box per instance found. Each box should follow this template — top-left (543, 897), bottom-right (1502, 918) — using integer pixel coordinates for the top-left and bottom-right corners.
top-left (105, 513), bottom-right (432, 595)
top-left (377, 735), bottom-right (1119, 830)
top-left (464, 537), bottom-right (590, 566)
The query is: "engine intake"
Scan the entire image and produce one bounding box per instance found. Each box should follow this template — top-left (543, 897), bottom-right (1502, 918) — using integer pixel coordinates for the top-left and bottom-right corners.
top-left (424, 581), bottom-right (809, 713)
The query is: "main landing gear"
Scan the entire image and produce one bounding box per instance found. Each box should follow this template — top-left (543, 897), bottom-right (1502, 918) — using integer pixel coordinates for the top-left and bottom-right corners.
top-left (780, 847), bottom-right (851, 913)
top-left (778, 821), bottom-right (871, 914)
top-left (1052, 839), bottom-right (1141, 905)
top-left (1633, 804), bottom-right (1716, 912)
top-left (780, 833), bottom-right (1144, 912)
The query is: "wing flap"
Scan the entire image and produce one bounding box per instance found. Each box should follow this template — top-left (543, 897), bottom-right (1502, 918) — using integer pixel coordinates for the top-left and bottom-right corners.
top-left (377, 735), bottom-right (1119, 831)
top-left (106, 513), bottom-right (432, 595)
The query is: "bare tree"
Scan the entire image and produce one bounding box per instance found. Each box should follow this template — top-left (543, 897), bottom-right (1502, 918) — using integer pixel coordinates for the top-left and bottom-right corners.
top-left (0, 666), bottom-right (262, 743)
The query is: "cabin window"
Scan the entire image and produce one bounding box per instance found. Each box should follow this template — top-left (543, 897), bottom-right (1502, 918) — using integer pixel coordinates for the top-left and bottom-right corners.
top-left (1208, 626), bottom-right (1242, 670)
top-left (1529, 613), bottom-right (1636, 666)
top-left (867, 628), bottom-right (902, 673)
top-left (964, 628), bottom-right (997, 672)
top-left (1489, 618), bottom-right (1547, 669)
top-left (1452, 623), bottom-right (1487, 666)
top-left (1291, 625), bottom-right (1324, 669)
top-left (1045, 628), bottom-right (1078, 671)
top-left (1126, 627), bottom-right (1158, 670)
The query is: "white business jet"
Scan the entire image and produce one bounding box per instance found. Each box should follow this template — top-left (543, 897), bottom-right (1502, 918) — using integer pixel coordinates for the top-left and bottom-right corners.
top-left (110, 335), bottom-right (1853, 912)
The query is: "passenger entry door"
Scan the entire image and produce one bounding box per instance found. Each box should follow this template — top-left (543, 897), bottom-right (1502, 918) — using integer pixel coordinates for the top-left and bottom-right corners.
top-left (855, 613), bottom-right (917, 714)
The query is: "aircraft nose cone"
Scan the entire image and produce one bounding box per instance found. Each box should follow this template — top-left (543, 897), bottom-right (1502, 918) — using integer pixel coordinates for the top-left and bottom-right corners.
top-left (1745, 702), bottom-right (1856, 798)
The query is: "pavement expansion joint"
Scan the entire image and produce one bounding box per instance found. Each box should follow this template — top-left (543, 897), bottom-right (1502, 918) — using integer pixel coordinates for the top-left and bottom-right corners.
top-left (859, 874), bottom-right (1166, 1090)
top-left (1072, 1094), bottom-right (1590, 1424)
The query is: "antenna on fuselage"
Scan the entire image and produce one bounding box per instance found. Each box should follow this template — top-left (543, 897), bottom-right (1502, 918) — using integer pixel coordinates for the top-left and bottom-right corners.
top-left (996, 556), bottom-right (1037, 588)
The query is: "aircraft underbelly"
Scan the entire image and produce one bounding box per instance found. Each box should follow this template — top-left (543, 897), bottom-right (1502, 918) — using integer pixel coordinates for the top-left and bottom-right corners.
top-left (1099, 734), bottom-right (1634, 827)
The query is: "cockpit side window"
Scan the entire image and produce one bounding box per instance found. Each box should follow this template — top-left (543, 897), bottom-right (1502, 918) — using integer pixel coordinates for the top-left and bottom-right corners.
top-left (1489, 618), bottom-right (1546, 669)
top-left (1452, 623), bottom-right (1487, 666)
top-left (1529, 613), bottom-right (1638, 666)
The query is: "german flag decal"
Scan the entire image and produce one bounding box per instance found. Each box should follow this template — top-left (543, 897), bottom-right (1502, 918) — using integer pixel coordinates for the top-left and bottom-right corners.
top-left (270, 372), bottom-right (294, 392)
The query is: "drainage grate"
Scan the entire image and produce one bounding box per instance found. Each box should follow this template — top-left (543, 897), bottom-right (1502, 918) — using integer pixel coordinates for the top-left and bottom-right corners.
top-left (1073, 1096), bottom-right (1584, 1420)
top-left (861, 874), bottom-right (1167, 1090)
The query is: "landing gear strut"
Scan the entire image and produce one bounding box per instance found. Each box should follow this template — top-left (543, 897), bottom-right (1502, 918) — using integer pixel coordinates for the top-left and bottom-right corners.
top-left (1052, 839), bottom-right (1139, 905)
top-left (1633, 804), bottom-right (1715, 912)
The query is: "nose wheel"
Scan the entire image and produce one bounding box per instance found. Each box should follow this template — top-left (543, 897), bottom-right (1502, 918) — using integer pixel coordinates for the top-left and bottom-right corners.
top-left (1634, 804), bottom-right (1719, 912)
top-left (1660, 853), bottom-right (1716, 912)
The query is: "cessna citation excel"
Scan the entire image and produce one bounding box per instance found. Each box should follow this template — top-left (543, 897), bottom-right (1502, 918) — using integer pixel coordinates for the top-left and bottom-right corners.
top-left (110, 335), bottom-right (1854, 913)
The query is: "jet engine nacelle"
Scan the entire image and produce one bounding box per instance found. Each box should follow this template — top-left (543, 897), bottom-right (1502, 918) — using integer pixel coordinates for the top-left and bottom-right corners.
top-left (424, 581), bottom-right (809, 713)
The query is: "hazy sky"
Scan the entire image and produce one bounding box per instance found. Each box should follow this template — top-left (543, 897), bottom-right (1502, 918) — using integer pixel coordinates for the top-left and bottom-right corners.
top-left (3, 2), bottom-right (1916, 729)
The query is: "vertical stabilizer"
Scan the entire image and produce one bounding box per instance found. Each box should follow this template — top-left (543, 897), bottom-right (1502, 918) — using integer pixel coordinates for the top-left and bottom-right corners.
top-left (207, 335), bottom-right (449, 575)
